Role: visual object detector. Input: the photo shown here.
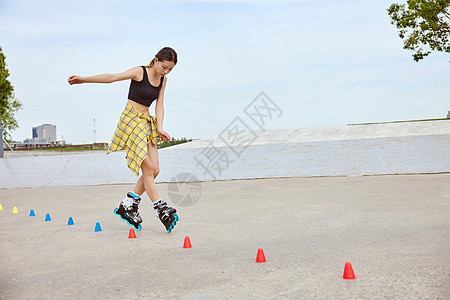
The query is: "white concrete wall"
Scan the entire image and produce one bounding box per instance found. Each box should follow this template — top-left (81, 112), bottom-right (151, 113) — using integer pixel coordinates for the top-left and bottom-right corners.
top-left (1, 120), bottom-right (449, 188)
top-left (176, 120), bottom-right (450, 147)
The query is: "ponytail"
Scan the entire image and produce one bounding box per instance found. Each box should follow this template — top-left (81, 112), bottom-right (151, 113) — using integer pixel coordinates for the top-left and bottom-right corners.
top-left (146, 58), bottom-right (156, 68)
top-left (146, 47), bottom-right (177, 68)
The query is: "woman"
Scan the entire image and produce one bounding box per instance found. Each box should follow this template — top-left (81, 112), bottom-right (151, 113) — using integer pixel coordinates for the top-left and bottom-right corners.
top-left (68, 47), bottom-right (179, 233)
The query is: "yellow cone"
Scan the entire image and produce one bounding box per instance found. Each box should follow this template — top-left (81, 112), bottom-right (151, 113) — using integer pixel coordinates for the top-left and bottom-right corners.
top-left (0, 204), bottom-right (3, 211)
top-left (13, 206), bottom-right (18, 214)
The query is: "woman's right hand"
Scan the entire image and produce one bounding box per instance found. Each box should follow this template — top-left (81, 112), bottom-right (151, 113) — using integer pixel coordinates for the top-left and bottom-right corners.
top-left (68, 75), bottom-right (84, 85)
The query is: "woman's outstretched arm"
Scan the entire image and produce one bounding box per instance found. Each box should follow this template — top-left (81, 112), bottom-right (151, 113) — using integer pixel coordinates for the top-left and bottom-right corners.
top-left (68, 67), bottom-right (140, 85)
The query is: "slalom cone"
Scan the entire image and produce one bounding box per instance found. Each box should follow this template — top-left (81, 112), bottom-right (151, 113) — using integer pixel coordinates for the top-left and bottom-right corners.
top-left (29, 209), bottom-right (35, 217)
top-left (0, 204), bottom-right (3, 210)
top-left (256, 248), bottom-right (267, 263)
top-left (45, 213), bottom-right (52, 221)
top-left (183, 236), bottom-right (192, 248)
top-left (342, 262), bottom-right (356, 280)
top-left (13, 206), bottom-right (19, 214)
top-left (68, 217), bottom-right (74, 225)
top-left (94, 222), bottom-right (102, 232)
top-left (128, 228), bottom-right (136, 239)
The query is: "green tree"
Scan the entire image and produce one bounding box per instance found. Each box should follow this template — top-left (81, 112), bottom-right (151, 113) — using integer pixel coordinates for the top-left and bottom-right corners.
top-left (0, 46), bottom-right (22, 142)
top-left (387, 0), bottom-right (450, 62)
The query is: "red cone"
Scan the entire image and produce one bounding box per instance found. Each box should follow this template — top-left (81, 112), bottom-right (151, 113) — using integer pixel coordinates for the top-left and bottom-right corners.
top-left (183, 236), bottom-right (192, 248)
top-left (256, 248), bottom-right (266, 263)
top-left (342, 262), bottom-right (356, 279)
top-left (128, 228), bottom-right (136, 239)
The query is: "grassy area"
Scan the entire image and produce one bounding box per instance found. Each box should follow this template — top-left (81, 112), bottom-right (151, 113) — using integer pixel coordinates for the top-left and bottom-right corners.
top-left (8, 138), bottom-right (193, 152)
top-left (348, 118), bottom-right (449, 126)
top-left (158, 138), bottom-right (192, 149)
top-left (35, 147), bottom-right (106, 151)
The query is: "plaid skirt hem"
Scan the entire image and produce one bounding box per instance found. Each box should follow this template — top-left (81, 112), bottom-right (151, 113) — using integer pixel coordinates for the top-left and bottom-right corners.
top-left (107, 102), bottom-right (162, 176)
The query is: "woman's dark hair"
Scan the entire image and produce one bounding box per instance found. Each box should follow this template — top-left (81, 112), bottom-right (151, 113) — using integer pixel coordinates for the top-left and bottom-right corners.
top-left (147, 47), bottom-right (177, 68)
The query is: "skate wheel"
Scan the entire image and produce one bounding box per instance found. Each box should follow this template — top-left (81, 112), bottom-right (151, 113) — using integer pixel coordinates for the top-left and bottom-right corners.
top-left (113, 208), bottom-right (119, 215)
top-left (135, 224), bottom-right (142, 231)
top-left (173, 214), bottom-right (179, 222)
top-left (169, 224), bottom-right (174, 230)
top-left (167, 228), bottom-right (172, 233)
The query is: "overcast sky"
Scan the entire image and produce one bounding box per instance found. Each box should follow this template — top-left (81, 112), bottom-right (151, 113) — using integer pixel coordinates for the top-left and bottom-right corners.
top-left (1, 0), bottom-right (449, 144)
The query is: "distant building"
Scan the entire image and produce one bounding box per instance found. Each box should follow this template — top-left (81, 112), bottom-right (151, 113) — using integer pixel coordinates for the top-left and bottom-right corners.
top-left (32, 127), bottom-right (38, 139)
top-left (447, 111), bottom-right (450, 119)
top-left (31, 124), bottom-right (57, 143)
top-left (23, 138), bottom-right (50, 144)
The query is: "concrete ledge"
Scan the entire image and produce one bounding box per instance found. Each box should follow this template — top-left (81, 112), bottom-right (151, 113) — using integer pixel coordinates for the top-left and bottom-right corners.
top-left (175, 119), bottom-right (450, 148)
top-left (1, 121), bottom-right (449, 188)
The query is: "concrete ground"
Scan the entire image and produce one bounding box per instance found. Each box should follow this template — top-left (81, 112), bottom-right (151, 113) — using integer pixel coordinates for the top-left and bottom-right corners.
top-left (0, 174), bottom-right (449, 299)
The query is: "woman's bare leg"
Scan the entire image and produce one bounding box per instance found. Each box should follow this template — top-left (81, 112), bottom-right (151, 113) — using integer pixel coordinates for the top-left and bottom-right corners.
top-left (133, 142), bottom-right (160, 199)
top-left (133, 176), bottom-right (145, 196)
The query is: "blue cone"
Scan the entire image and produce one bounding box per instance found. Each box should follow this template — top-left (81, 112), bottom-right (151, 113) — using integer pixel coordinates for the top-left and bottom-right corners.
top-left (68, 217), bottom-right (74, 225)
top-left (45, 213), bottom-right (51, 222)
top-left (94, 222), bottom-right (102, 232)
top-left (29, 209), bottom-right (35, 217)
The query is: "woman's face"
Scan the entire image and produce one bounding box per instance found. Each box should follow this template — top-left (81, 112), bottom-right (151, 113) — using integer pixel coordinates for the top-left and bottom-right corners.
top-left (155, 59), bottom-right (176, 76)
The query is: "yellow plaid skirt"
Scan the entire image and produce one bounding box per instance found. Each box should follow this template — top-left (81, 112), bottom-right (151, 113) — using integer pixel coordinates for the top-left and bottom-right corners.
top-left (107, 103), bottom-right (162, 176)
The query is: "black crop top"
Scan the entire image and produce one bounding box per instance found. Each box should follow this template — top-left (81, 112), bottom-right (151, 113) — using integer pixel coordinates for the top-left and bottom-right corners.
top-left (128, 66), bottom-right (163, 107)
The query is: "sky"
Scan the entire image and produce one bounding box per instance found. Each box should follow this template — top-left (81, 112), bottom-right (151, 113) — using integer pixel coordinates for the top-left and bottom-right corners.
top-left (1, 0), bottom-right (449, 144)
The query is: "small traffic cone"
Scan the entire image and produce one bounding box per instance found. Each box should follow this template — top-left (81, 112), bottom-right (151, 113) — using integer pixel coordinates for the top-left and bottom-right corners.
top-left (342, 262), bottom-right (356, 279)
top-left (256, 248), bottom-right (267, 263)
top-left (94, 222), bottom-right (102, 232)
top-left (68, 217), bottom-right (74, 225)
top-left (29, 209), bottom-right (35, 217)
top-left (183, 236), bottom-right (192, 248)
top-left (13, 206), bottom-right (19, 214)
top-left (128, 228), bottom-right (136, 239)
top-left (45, 213), bottom-right (52, 221)
top-left (0, 204), bottom-right (3, 210)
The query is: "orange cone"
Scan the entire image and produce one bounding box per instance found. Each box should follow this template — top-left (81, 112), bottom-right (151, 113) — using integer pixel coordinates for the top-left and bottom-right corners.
top-left (342, 262), bottom-right (356, 279)
top-left (183, 236), bottom-right (192, 248)
top-left (256, 248), bottom-right (266, 263)
top-left (128, 228), bottom-right (136, 239)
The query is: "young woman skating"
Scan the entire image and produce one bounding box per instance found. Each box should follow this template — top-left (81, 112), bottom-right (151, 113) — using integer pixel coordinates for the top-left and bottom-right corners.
top-left (68, 47), bottom-right (179, 232)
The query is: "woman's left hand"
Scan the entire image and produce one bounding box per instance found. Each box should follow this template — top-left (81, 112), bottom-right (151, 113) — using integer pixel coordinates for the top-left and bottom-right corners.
top-left (158, 129), bottom-right (171, 142)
